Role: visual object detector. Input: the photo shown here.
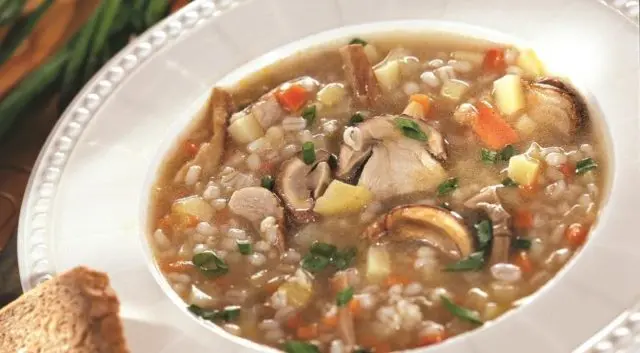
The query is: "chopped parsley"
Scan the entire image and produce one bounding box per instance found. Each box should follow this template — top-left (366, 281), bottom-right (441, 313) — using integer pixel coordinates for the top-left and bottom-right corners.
top-left (302, 105), bottom-right (317, 126)
top-left (437, 177), bottom-right (459, 196)
top-left (394, 116), bottom-right (428, 141)
top-left (301, 242), bottom-right (356, 273)
top-left (348, 112), bottom-right (365, 126)
top-left (261, 175), bottom-right (274, 190)
top-left (188, 304), bottom-right (240, 322)
top-left (481, 148), bottom-right (498, 164)
top-left (237, 240), bottom-right (252, 255)
top-left (192, 251), bottom-right (228, 277)
top-left (440, 296), bottom-right (483, 325)
top-left (444, 219), bottom-right (493, 272)
top-left (512, 237), bottom-right (532, 250)
top-left (284, 340), bottom-right (320, 353)
top-left (302, 141), bottom-right (316, 165)
top-left (336, 286), bottom-right (354, 307)
top-left (575, 157), bottom-right (597, 175)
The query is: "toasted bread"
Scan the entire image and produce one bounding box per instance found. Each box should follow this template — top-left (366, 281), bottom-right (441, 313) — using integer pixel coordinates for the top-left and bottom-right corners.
top-left (0, 266), bottom-right (129, 353)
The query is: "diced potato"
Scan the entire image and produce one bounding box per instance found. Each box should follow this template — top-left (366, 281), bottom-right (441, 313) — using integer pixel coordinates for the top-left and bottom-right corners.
top-left (493, 74), bottom-right (525, 116)
top-left (314, 180), bottom-right (373, 216)
top-left (317, 83), bottom-right (347, 107)
top-left (507, 154), bottom-right (541, 186)
top-left (228, 113), bottom-right (264, 145)
top-left (172, 196), bottom-right (214, 221)
top-left (517, 48), bottom-right (545, 77)
top-left (374, 60), bottom-right (401, 91)
top-left (452, 51), bottom-right (485, 67)
top-left (515, 114), bottom-right (537, 137)
top-left (366, 246), bottom-right (391, 283)
top-left (277, 268), bottom-right (313, 308)
top-left (440, 79), bottom-right (469, 102)
top-left (363, 44), bottom-right (380, 63)
top-left (402, 101), bottom-right (424, 120)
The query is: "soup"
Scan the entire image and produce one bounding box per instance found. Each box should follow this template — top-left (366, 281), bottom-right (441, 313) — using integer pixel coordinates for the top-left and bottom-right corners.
top-left (150, 32), bottom-right (605, 353)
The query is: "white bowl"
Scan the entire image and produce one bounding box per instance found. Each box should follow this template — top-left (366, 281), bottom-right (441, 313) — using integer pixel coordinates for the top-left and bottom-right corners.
top-left (17, 1), bottom-right (639, 352)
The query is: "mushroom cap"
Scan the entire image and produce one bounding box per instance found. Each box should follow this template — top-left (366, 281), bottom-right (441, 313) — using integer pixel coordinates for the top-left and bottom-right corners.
top-left (527, 77), bottom-right (588, 137)
top-left (363, 204), bottom-right (473, 260)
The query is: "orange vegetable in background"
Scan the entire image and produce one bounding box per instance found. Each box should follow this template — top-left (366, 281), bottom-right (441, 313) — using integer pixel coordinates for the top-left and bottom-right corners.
top-left (472, 101), bottom-right (519, 149)
top-left (514, 209), bottom-right (534, 229)
top-left (513, 251), bottom-right (533, 273)
top-left (565, 223), bottom-right (588, 248)
top-left (296, 323), bottom-right (318, 340)
top-left (409, 94), bottom-right (431, 117)
top-left (275, 84), bottom-right (308, 112)
top-left (418, 331), bottom-right (445, 347)
top-left (482, 48), bottom-right (507, 73)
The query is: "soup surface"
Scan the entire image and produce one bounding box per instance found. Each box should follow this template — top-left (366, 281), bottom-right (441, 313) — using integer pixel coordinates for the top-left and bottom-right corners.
top-left (150, 33), bottom-right (606, 353)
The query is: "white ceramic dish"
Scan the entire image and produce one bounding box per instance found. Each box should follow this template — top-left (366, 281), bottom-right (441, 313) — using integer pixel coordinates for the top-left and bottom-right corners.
top-left (17, 0), bottom-right (639, 352)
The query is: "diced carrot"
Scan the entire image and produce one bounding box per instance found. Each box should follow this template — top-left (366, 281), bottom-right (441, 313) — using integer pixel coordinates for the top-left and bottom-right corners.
top-left (418, 331), bottom-right (445, 347)
top-left (161, 260), bottom-right (194, 273)
top-left (348, 298), bottom-right (362, 317)
top-left (320, 314), bottom-right (338, 330)
top-left (513, 251), bottom-right (533, 273)
top-left (285, 313), bottom-right (304, 330)
top-left (185, 214), bottom-right (199, 228)
top-left (518, 184), bottom-right (538, 199)
top-left (410, 94), bottom-right (432, 117)
top-left (158, 214), bottom-right (172, 231)
top-left (565, 223), bottom-right (589, 248)
top-left (183, 140), bottom-right (199, 156)
top-left (170, 0), bottom-right (190, 13)
top-left (296, 323), bottom-right (318, 340)
top-left (472, 101), bottom-right (519, 149)
top-left (482, 48), bottom-right (507, 73)
top-left (385, 275), bottom-right (412, 287)
top-left (559, 163), bottom-right (574, 181)
top-left (275, 84), bottom-right (308, 112)
top-left (514, 209), bottom-right (534, 229)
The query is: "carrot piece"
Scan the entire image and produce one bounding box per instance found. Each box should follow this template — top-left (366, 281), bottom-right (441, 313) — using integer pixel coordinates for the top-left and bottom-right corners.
top-left (559, 163), bottom-right (575, 181)
top-left (418, 331), bottom-right (445, 347)
top-left (385, 275), bottom-right (412, 287)
top-left (518, 184), bottom-right (538, 199)
top-left (410, 94), bottom-right (432, 117)
top-left (185, 214), bottom-right (199, 228)
top-left (285, 313), bottom-right (303, 330)
top-left (513, 251), bottom-right (533, 273)
top-left (320, 313), bottom-right (338, 330)
top-left (161, 260), bottom-right (194, 273)
top-left (275, 84), bottom-right (308, 112)
top-left (565, 223), bottom-right (589, 248)
top-left (171, 0), bottom-right (190, 13)
top-left (158, 214), bottom-right (172, 231)
top-left (514, 209), bottom-right (534, 229)
top-left (482, 48), bottom-right (507, 73)
top-left (183, 140), bottom-right (199, 156)
top-left (296, 323), bottom-right (318, 340)
top-left (472, 101), bottom-right (519, 149)
top-left (348, 298), bottom-right (362, 317)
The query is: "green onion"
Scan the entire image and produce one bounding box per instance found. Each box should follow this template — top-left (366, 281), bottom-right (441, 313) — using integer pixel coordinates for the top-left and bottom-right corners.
top-left (481, 149), bottom-right (498, 164)
top-left (349, 37), bottom-right (368, 46)
top-left (192, 251), bottom-right (229, 277)
top-left (0, 0), bottom-right (53, 66)
top-left (261, 175), bottom-right (275, 190)
top-left (394, 116), bottom-right (428, 141)
top-left (474, 219), bottom-right (493, 250)
top-left (331, 247), bottom-right (357, 270)
top-left (575, 157), bottom-right (597, 175)
top-left (437, 177), bottom-right (459, 196)
top-left (302, 141), bottom-right (316, 165)
top-left (440, 295), bottom-right (483, 325)
top-left (444, 251), bottom-right (485, 272)
top-left (237, 240), bottom-right (252, 255)
top-left (348, 112), bottom-right (365, 126)
top-left (302, 105), bottom-right (317, 126)
top-left (0, 0), bottom-right (27, 26)
top-left (145, 0), bottom-right (170, 27)
top-left (284, 341), bottom-right (320, 353)
top-left (188, 304), bottom-right (240, 322)
top-left (301, 253), bottom-right (330, 273)
top-left (501, 177), bottom-right (518, 187)
top-left (336, 286), bottom-right (354, 307)
top-left (499, 144), bottom-right (518, 161)
top-left (310, 242), bottom-right (337, 257)
top-left (82, 0), bottom-right (122, 82)
top-left (512, 237), bottom-right (532, 250)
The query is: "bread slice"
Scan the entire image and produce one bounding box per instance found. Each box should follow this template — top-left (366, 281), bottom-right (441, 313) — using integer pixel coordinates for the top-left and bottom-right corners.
top-left (0, 266), bottom-right (129, 353)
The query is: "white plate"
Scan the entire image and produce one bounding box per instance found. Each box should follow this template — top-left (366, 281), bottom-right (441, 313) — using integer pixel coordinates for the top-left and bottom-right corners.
top-left (17, 0), bottom-right (639, 352)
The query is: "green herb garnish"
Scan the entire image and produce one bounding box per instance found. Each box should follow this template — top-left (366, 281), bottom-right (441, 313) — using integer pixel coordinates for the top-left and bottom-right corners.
top-left (349, 37), bottom-right (368, 46)
top-left (348, 112), bottom-right (365, 126)
top-left (237, 240), bottom-right (253, 255)
top-left (474, 219), bottom-right (493, 249)
top-left (437, 177), bottom-right (459, 196)
top-left (188, 304), bottom-right (241, 322)
top-left (0, 0), bottom-right (53, 66)
top-left (440, 296), bottom-right (483, 325)
top-left (332, 247), bottom-right (357, 270)
top-left (501, 177), bottom-right (519, 187)
top-left (302, 243), bottom-right (356, 273)
top-left (481, 149), bottom-right (498, 164)
top-left (192, 251), bottom-right (229, 277)
top-left (302, 141), bottom-right (316, 165)
top-left (301, 253), bottom-right (330, 273)
top-left (444, 251), bottom-right (485, 272)
top-left (310, 242), bottom-right (337, 257)
top-left (395, 116), bottom-right (428, 141)
top-left (499, 144), bottom-right (518, 161)
top-left (302, 105), bottom-right (317, 126)
top-left (284, 341), bottom-right (320, 353)
top-left (512, 237), bottom-right (532, 250)
top-left (575, 157), bottom-right (597, 175)
top-left (336, 286), bottom-right (354, 307)
top-left (261, 175), bottom-right (274, 190)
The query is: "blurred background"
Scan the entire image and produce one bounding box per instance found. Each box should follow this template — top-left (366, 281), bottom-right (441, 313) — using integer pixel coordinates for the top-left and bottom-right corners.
top-left (0, 0), bottom-right (193, 308)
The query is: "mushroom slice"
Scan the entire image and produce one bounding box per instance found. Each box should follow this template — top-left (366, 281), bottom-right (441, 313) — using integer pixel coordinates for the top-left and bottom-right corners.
top-left (363, 205), bottom-right (472, 260)
top-left (464, 186), bottom-right (512, 264)
top-left (275, 150), bottom-right (334, 223)
top-left (527, 77), bottom-right (588, 136)
top-left (340, 44), bottom-right (381, 106)
top-left (336, 145), bottom-right (372, 183)
top-left (228, 187), bottom-right (286, 252)
top-left (175, 87), bottom-right (234, 183)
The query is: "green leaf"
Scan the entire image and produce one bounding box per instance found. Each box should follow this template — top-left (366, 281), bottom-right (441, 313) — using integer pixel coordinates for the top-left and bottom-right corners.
top-left (501, 177), bottom-right (518, 187)
top-left (261, 175), bottom-right (274, 190)
top-left (302, 105), bottom-right (316, 126)
top-left (395, 116), bottom-right (427, 141)
top-left (0, 49), bottom-right (69, 138)
top-left (82, 0), bottom-right (122, 83)
top-left (440, 295), bottom-right (483, 325)
top-left (0, 0), bottom-right (26, 26)
top-left (348, 112), bottom-right (364, 126)
top-left (437, 177), bottom-right (458, 196)
top-left (512, 237), bottom-right (532, 250)
top-left (474, 219), bottom-right (493, 250)
top-left (444, 251), bottom-right (485, 272)
top-left (0, 0), bottom-right (53, 66)
top-left (499, 144), bottom-right (518, 161)
top-left (237, 240), bottom-right (252, 255)
top-left (349, 37), bottom-right (368, 46)
top-left (575, 157), bottom-right (597, 175)
top-left (481, 148), bottom-right (498, 164)
top-left (188, 304), bottom-right (241, 322)
top-left (145, 0), bottom-right (170, 27)
top-left (284, 341), bottom-right (320, 353)
top-left (302, 141), bottom-right (316, 165)
top-left (192, 251), bottom-right (229, 277)
top-left (332, 247), bottom-right (357, 270)
top-left (301, 253), bottom-right (329, 273)
top-left (336, 286), bottom-right (354, 307)
top-left (310, 242), bottom-right (337, 257)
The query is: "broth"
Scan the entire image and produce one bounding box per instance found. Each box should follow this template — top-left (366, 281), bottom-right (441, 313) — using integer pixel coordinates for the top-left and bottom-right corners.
top-left (150, 32), bottom-right (606, 353)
